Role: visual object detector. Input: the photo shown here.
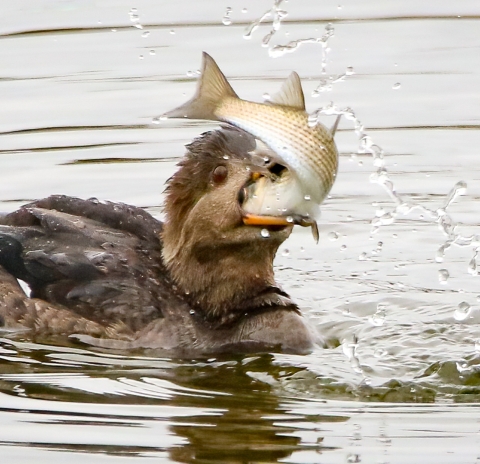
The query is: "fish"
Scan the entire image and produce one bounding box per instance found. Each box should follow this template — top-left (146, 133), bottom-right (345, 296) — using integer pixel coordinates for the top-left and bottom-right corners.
top-left (163, 52), bottom-right (339, 241)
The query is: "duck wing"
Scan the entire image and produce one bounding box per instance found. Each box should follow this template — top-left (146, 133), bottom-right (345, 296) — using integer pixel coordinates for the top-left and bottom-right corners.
top-left (0, 196), bottom-right (171, 336)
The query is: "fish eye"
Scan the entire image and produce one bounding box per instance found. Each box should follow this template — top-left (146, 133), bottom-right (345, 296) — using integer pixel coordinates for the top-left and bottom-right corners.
top-left (211, 165), bottom-right (228, 185)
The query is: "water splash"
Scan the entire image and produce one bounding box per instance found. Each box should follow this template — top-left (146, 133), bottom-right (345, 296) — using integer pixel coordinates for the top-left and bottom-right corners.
top-left (245, 4), bottom-right (353, 93)
top-left (243, 0), bottom-right (287, 44)
top-left (342, 336), bottom-right (370, 384)
top-left (308, 103), bottom-right (480, 277)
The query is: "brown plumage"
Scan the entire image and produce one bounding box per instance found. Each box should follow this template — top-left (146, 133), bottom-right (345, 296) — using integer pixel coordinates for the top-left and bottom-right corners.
top-left (0, 126), bottom-right (320, 356)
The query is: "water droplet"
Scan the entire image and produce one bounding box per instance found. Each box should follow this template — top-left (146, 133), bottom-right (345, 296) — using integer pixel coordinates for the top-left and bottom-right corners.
top-left (149, 49), bottom-right (156, 55)
top-left (393, 82), bottom-right (401, 90)
top-left (468, 255), bottom-right (478, 275)
top-left (139, 54), bottom-right (144, 60)
top-left (300, 247), bottom-right (305, 252)
top-left (456, 180), bottom-right (467, 196)
top-left (129, 9), bottom-right (139, 23)
top-left (346, 66), bottom-right (354, 75)
top-left (189, 309), bottom-right (195, 315)
top-left (454, 301), bottom-right (471, 321)
top-left (304, 194), bottom-right (311, 201)
top-left (475, 339), bottom-right (480, 352)
top-left (358, 252), bottom-right (367, 261)
top-left (436, 246), bottom-right (447, 262)
top-left (222, 7), bottom-right (232, 25)
top-left (369, 303), bottom-right (387, 326)
top-left (438, 269), bottom-right (449, 284)
top-left (456, 361), bottom-right (471, 373)
top-left (342, 339), bottom-right (358, 360)
top-left (328, 231), bottom-right (338, 241)
top-left (286, 216), bottom-right (294, 223)
top-left (340, 244), bottom-right (347, 251)
top-left (260, 228), bottom-right (270, 238)
top-left (374, 348), bottom-right (388, 358)
top-left (262, 92), bottom-right (270, 100)
top-left (111, 28), bottom-right (117, 32)
top-left (282, 248), bottom-right (290, 257)
top-left (141, 30), bottom-right (150, 38)
top-left (370, 314), bottom-right (385, 327)
top-left (346, 452), bottom-right (361, 462)
top-left (307, 113), bottom-right (318, 127)
top-left (241, 7), bottom-right (248, 13)
top-left (152, 117), bottom-right (161, 124)
top-left (170, 29), bottom-right (175, 34)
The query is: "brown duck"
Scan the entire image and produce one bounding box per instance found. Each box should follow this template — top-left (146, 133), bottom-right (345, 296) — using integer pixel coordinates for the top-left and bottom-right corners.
top-left (0, 126), bottom-right (322, 356)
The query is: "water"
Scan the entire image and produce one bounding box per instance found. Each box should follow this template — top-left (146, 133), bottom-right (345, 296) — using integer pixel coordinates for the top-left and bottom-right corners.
top-left (1, 1), bottom-right (480, 462)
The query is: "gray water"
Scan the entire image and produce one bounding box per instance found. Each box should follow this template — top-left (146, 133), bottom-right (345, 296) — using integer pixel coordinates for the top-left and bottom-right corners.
top-left (1, 1), bottom-right (480, 462)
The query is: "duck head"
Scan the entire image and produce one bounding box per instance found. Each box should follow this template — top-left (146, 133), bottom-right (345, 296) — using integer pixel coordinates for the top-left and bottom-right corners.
top-left (162, 126), bottom-right (296, 323)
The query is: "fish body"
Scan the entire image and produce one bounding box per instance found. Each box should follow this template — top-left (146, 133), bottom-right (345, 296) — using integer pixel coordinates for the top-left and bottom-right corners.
top-left (163, 52), bottom-right (339, 210)
top-left (214, 97), bottom-right (337, 205)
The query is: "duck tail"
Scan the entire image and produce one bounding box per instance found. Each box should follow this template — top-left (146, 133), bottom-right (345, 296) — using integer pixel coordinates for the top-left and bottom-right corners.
top-left (163, 52), bottom-right (238, 121)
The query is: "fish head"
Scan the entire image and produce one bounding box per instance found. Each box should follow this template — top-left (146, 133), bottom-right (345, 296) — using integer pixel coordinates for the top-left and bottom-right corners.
top-left (239, 139), bottom-right (321, 242)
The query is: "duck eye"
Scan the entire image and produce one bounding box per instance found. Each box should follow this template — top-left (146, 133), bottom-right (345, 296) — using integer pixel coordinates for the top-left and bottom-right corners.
top-left (211, 165), bottom-right (228, 185)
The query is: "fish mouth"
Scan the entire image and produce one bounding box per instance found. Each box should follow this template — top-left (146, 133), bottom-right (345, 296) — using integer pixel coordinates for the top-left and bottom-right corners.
top-left (239, 165), bottom-right (318, 235)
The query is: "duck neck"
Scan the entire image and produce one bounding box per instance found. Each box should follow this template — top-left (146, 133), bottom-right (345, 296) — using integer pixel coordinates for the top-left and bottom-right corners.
top-left (163, 235), bottom-right (281, 324)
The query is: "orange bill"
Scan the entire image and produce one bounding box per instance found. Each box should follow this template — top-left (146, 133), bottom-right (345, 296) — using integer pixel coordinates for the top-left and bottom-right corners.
top-left (242, 214), bottom-right (292, 226)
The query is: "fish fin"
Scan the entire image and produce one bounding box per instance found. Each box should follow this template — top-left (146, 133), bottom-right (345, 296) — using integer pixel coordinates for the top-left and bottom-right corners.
top-left (311, 221), bottom-right (319, 243)
top-left (268, 72), bottom-right (306, 110)
top-left (163, 52), bottom-right (238, 121)
top-left (330, 115), bottom-right (341, 136)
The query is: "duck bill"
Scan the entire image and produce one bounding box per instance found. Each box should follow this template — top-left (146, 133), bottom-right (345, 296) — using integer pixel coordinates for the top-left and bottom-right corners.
top-left (240, 169), bottom-right (320, 242)
top-left (242, 213), bottom-right (319, 243)
top-left (242, 214), bottom-right (292, 227)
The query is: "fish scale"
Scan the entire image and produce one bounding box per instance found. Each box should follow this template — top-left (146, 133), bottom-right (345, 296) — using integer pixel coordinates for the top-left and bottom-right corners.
top-left (217, 98), bottom-right (337, 203)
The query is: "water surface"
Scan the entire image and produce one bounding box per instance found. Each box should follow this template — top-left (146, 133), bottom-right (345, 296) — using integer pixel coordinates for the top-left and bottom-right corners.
top-left (1, 1), bottom-right (480, 462)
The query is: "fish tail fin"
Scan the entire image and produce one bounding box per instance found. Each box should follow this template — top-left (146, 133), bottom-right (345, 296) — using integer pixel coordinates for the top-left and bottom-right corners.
top-left (163, 52), bottom-right (238, 121)
top-left (330, 115), bottom-right (341, 136)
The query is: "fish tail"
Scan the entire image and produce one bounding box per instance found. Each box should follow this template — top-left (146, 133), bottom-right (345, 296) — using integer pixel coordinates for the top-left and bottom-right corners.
top-left (163, 52), bottom-right (238, 120)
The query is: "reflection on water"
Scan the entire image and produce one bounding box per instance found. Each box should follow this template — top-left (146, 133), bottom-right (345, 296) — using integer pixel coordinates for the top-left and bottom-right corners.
top-left (1, 338), bottom-right (480, 463)
top-left (1, 0), bottom-right (480, 462)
